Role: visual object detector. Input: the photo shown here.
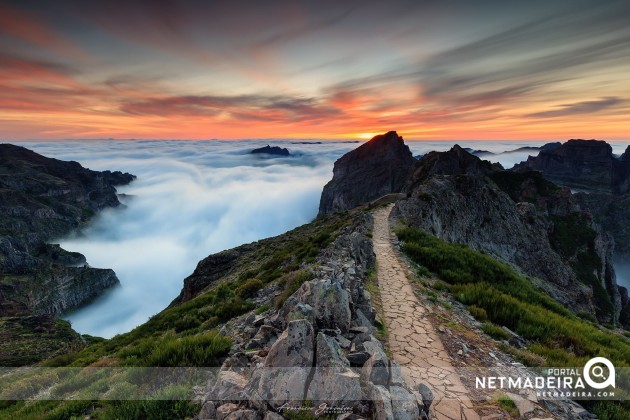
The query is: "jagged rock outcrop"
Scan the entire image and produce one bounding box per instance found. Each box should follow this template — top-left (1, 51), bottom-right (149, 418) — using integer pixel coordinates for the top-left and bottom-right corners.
top-left (405, 144), bottom-right (502, 191)
top-left (0, 143), bottom-right (135, 316)
top-left (196, 213), bottom-right (422, 419)
top-left (318, 131), bottom-right (415, 216)
top-left (513, 139), bottom-right (630, 194)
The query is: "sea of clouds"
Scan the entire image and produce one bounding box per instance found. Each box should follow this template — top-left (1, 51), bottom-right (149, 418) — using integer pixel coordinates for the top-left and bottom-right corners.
top-left (18, 139), bottom-right (629, 337)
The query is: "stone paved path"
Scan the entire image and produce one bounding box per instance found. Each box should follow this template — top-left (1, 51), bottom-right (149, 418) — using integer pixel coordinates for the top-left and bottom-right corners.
top-left (373, 205), bottom-right (480, 420)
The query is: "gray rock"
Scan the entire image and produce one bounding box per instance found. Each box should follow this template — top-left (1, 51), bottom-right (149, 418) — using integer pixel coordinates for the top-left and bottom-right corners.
top-left (258, 319), bottom-right (315, 408)
top-left (253, 315), bottom-right (266, 327)
top-left (315, 332), bottom-right (350, 367)
top-left (216, 403), bottom-right (240, 420)
top-left (505, 392), bottom-right (535, 417)
top-left (224, 409), bottom-right (261, 420)
top-left (389, 386), bottom-right (420, 420)
top-left (335, 334), bottom-right (352, 350)
top-left (197, 401), bottom-right (216, 419)
top-left (417, 383), bottom-right (434, 411)
top-left (370, 385), bottom-right (394, 420)
top-left (297, 279), bottom-right (352, 333)
top-left (307, 333), bottom-right (361, 406)
top-left (245, 325), bottom-right (280, 350)
top-left (388, 361), bottom-right (406, 387)
top-left (349, 326), bottom-right (370, 334)
top-left (318, 131), bottom-right (415, 216)
top-left (346, 351), bottom-right (370, 367)
top-left (361, 352), bottom-right (389, 387)
top-left (213, 370), bottom-right (249, 401)
top-left (284, 301), bottom-right (315, 325)
top-left (263, 413), bottom-right (284, 420)
top-left (361, 339), bottom-right (385, 357)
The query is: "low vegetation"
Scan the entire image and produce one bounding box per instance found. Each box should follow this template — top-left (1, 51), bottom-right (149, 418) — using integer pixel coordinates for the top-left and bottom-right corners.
top-left (397, 226), bottom-right (630, 418)
top-left (495, 393), bottom-right (519, 417)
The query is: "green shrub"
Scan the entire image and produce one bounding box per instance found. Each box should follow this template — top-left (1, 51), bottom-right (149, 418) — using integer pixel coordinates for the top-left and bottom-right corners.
top-left (236, 278), bottom-right (264, 299)
top-left (119, 331), bottom-right (231, 367)
top-left (496, 393), bottom-right (518, 417)
top-left (591, 401), bottom-right (630, 420)
top-left (255, 303), bottom-right (271, 314)
top-left (433, 280), bottom-right (450, 292)
top-left (275, 270), bottom-right (314, 309)
top-left (468, 305), bottom-right (488, 321)
top-left (482, 323), bottom-right (511, 340)
top-left (102, 385), bottom-right (200, 420)
top-left (416, 265), bottom-right (431, 277)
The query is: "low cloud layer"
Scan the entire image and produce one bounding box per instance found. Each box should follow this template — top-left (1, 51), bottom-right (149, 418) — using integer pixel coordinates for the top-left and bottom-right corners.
top-left (23, 140), bottom-right (358, 337)
top-left (20, 139), bottom-right (628, 337)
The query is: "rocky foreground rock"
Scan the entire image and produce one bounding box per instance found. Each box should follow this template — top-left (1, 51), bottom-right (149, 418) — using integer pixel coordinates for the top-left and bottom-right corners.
top-left (194, 213), bottom-right (428, 419)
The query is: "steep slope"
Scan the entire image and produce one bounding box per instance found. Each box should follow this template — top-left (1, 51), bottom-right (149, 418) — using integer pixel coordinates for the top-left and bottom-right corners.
top-left (0, 144), bottom-right (134, 365)
top-left (318, 131), bottom-right (415, 216)
top-left (0, 144), bottom-right (135, 317)
top-left (396, 149), bottom-right (626, 326)
top-left (514, 139), bottom-right (630, 264)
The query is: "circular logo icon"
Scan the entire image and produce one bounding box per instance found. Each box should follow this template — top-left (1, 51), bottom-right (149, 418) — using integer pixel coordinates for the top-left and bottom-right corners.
top-left (583, 357), bottom-right (615, 389)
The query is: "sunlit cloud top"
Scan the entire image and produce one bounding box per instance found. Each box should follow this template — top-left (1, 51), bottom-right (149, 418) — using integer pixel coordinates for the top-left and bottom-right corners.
top-left (1, 0), bottom-right (629, 140)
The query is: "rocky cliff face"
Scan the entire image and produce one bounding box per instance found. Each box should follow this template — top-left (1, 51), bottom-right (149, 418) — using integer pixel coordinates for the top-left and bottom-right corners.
top-left (397, 159), bottom-right (626, 326)
top-left (318, 131), bottom-right (415, 216)
top-left (0, 143), bottom-right (135, 316)
top-left (394, 172), bottom-right (599, 317)
top-left (575, 192), bottom-right (630, 258)
top-left (513, 139), bottom-right (630, 194)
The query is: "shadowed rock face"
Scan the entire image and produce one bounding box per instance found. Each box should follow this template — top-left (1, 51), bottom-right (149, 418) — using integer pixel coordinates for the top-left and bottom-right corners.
top-left (318, 131), bottom-right (415, 216)
top-left (0, 143), bottom-right (135, 316)
top-left (405, 144), bottom-right (502, 192)
top-left (513, 139), bottom-right (630, 194)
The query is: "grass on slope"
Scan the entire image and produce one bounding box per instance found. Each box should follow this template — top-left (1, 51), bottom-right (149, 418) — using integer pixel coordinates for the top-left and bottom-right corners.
top-left (397, 226), bottom-right (629, 367)
top-left (397, 226), bottom-right (630, 419)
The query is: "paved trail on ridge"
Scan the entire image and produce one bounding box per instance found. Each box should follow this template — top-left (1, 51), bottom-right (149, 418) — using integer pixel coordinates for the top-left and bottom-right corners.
top-left (373, 204), bottom-right (480, 420)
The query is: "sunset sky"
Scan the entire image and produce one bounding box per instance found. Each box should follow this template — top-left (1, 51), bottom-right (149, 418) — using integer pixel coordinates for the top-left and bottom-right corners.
top-left (1, 0), bottom-right (629, 140)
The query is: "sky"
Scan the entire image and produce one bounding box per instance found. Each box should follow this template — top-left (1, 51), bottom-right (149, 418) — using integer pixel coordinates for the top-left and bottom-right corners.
top-left (1, 0), bottom-right (629, 140)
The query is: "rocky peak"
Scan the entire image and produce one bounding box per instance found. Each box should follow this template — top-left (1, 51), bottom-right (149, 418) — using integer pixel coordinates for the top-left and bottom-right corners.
top-left (318, 131), bottom-right (415, 216)
top-left (553, 139), bottom-right (612, 160)
top-left (513, 139), bottom-right (630, 194)
top-left (621, 145), bottom-right (630, 161)
top-left (405, 144), bottom-right (502, 192)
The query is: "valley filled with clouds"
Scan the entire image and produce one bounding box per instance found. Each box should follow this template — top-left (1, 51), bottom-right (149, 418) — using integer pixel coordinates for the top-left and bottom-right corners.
top-left (19, 139), bottom-right (628, 336)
